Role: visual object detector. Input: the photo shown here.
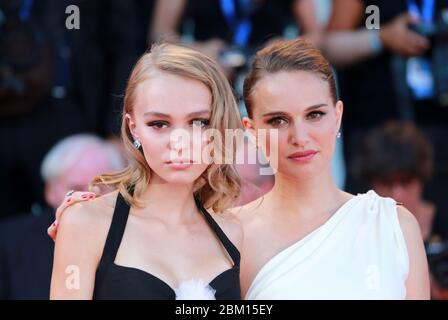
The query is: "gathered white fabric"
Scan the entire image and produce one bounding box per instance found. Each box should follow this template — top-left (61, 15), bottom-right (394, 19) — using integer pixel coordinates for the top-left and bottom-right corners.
top-left (174, 279), bottom-right (217, 300)
top-left (245, 190), bottom-right (409, 300)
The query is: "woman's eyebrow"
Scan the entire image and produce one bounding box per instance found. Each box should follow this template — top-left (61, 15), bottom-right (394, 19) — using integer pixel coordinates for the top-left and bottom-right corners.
top-left (143, 110), bottom-right (210, 118)
top-left (262, 104), bottom-right (328, 117)
top-left (143, 111), bottom-right (170, 118)
top-left (261, 111), bottom-right (289, 117)
top-left (304, 103), bottom-right (328, 112)
top-left (187, 110), bottom-right (211, 117)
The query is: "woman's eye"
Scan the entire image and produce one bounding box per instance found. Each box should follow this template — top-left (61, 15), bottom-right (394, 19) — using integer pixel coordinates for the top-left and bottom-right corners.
top-left (307, 111), bottom-right (325, 120)
top-left (191, 119), bottom-right (210, 127)
top-left (267, 117), bottom-right (288, 127)
top-left (147, 121), bottom-right (168, 129)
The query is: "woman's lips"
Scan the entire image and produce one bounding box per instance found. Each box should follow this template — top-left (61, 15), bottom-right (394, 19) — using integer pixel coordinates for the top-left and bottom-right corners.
top-left (287, 150), bottom-right (317, 162)
top-left (165, 159), bottom-right (194, 170)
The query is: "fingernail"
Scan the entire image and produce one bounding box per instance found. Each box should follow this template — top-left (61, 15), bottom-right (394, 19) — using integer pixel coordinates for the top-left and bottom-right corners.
top-left (89, 194), bottom-right (95, 199)
top-left (67, 198), bottom-right (72, 202)
top-left (82, 194), bottom-right (88, 199)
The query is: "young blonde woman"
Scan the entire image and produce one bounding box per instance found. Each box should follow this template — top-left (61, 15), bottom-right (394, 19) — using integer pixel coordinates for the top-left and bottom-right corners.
top-left (49, 43), bottom-right (244, 300)
top-left (50, 39), bottom-right (429, 300)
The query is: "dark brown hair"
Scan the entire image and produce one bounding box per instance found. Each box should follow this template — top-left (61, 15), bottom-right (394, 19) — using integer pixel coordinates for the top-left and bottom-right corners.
top-left (243, 38), bottom-right (337, 118)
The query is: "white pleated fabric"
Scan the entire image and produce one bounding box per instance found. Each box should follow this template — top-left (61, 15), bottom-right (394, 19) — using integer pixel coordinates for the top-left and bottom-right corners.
top-left (245, 190), bottom-right (409, 300)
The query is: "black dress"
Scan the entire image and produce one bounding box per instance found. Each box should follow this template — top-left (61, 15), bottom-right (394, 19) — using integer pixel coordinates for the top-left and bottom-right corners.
top-left (93, 192), bottom-right (241, 300)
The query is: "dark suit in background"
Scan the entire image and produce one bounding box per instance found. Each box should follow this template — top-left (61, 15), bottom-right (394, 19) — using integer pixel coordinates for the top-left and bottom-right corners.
top-left (0, 209), bottom-right (54, 299)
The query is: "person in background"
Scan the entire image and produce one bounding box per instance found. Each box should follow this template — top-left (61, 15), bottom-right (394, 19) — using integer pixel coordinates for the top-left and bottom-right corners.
top-left (149, 0), bottom-right (314, 77)
top-left (0, 134), bottom-right (125, 299)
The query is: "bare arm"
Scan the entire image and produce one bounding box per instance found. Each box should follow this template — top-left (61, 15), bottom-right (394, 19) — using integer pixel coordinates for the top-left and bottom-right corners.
top-left (320, 0), bottom-right (379, 66)
top-left (293, 0), bottom-right (322, 34)
top-left (150, 0), bottom-right (186, 43)
top-left (327, 0), bottom-right (365, 30)
top-left (50, 203), bottom-right (104, 299)
top-left (397, 206), bottom-right (430, 299)
top-left (293, 0), bottom-right (327, 49)
top-left (321, 29), bottom-right (380, 67)
top-left (322, 0), bottom-right (429, 67)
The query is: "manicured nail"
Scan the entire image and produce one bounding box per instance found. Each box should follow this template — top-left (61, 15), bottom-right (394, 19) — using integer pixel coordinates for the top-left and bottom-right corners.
top-left (67, 198), bottom-right (72, 202)
top-left (82, 194), bottom-right (88, 199)
top-left (89, 194), bottom-right (95, 199)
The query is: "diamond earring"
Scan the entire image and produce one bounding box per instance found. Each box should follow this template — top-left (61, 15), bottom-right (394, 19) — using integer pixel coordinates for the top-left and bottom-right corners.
top-left (336, 132), bottom-right (341, 139)
top-left (133, 138), bottom-right (142, 149)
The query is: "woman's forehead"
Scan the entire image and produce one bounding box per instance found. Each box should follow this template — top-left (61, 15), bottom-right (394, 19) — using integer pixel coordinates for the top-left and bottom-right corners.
top-left (133, 74), bottom-right (212, 116)
top-left (252, 71), bottom-right (331, 113)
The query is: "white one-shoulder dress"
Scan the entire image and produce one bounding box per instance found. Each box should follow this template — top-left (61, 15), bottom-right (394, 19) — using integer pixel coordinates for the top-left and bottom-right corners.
top-left (245, 190), bottom-right (409, 300)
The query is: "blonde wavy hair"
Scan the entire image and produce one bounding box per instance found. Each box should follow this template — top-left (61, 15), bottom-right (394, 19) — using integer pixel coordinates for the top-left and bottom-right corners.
top-left (90, 42), bottom-right (243, 213)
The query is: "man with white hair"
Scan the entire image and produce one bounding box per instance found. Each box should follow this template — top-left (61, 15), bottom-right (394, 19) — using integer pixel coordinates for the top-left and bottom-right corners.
top-left (0, 134), bottom-right (125, 299)
top-left (40, 134), bottom-right (125, 209)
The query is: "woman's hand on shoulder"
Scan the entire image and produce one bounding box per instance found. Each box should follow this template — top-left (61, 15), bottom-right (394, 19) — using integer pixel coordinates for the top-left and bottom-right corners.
top-left (47, 191), bottom-right (97, 241)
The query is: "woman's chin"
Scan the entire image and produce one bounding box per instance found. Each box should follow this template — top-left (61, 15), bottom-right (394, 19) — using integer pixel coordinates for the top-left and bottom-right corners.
top-left (157, 172), bottom-right (202, 186)
top-left (279, 165), bottom-right (322, 181)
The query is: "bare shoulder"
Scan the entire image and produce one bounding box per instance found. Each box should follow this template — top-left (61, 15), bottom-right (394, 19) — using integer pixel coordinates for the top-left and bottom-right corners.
top-left (396, 205), bottom-right (422, 241)
top-left (396, 205), bottom-right (430, 299)
top-left (57, 190), bottom-right (119, 246)
top-left (61, 190), bottom-right (117, 223)
top-left (395, 204), bottom-right (426, 258)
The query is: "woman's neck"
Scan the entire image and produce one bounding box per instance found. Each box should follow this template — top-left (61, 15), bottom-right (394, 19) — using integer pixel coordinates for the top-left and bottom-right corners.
top-left (136, 176), bottom-right (198, 224)
top-left (266, 168), bottom-right (348, 221)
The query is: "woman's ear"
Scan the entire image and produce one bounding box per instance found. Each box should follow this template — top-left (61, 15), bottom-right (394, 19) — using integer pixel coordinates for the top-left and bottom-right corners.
top-left (125, 113), bottom-right (138, 139)
top-left (242, 116), bottom-right (255, 132)
top-left (242, 116), bottom-right (257, 146)
top-left (335, 100), bottom-right (344, 134)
